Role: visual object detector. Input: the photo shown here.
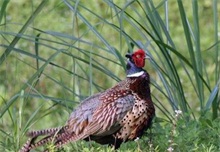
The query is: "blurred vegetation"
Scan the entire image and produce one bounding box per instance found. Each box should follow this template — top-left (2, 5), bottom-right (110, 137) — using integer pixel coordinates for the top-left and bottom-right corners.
top-left (0, 0), bottom-right (220, 151)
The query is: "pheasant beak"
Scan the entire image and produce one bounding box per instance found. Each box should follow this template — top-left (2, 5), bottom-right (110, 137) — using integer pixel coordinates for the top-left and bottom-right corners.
top-left (145, 55), bottom-right (150, 59)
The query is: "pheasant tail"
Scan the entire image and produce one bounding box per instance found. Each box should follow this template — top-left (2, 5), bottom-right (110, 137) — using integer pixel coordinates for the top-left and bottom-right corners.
top-left (20, 126), bottom-right (77, 152)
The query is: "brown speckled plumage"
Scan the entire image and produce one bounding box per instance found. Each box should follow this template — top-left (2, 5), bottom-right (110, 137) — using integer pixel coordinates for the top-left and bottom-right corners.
top-left (20, 49), bottom-right (155, 152)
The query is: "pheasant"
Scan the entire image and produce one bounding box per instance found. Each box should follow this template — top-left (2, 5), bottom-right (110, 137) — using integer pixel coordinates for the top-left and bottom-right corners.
top-left (20, 49), bottom-right (155, 152)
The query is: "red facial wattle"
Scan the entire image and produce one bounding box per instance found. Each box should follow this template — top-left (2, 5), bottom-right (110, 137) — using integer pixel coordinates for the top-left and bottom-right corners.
top-left (132, 49), bottom-right (146, 68)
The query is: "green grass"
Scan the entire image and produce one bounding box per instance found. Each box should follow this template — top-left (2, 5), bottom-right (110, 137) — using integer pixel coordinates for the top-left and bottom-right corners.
top-left (0, 0), bottom-right (220, 151)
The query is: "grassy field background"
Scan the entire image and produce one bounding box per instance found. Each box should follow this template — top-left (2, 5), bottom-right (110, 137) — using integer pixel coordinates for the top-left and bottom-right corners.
top-left (0, 0), bottom-right (220, 151)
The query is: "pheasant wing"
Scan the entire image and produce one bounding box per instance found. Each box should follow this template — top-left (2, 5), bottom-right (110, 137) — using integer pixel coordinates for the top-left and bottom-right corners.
top-left (66, 82), bottom-right (134, 140)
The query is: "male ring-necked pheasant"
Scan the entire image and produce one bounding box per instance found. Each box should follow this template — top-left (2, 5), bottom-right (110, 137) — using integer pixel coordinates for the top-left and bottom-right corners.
top-left (20, 49), bottom-right (155, 152)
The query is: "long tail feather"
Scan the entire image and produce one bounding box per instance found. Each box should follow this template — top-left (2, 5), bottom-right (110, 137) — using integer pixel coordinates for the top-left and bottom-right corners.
top-left (27, 126), bottom-right (64, 138)
top-left (19, 138), bottom-right (32, 152)
top-left (26, 129), bottom-right (74, 151)
top-left (28, 134), bottom-right (57, 150)
top-left (19, 126), bottom-right (69, 152)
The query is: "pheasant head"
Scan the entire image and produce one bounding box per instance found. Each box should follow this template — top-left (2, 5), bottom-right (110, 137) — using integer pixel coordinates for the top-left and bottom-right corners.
top-left (125, 49), bottom-right (149, 77)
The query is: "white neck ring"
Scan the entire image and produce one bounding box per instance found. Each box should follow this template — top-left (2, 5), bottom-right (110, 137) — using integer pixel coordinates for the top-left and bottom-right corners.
top-left (127, 71), bottom-right (144, 77)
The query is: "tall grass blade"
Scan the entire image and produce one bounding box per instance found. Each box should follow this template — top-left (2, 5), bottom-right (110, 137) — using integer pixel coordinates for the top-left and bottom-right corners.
top-left (0, 0), bottom-right (10, 24)
top-left (205, 83), bottom-right (219, 110)
top-left (213, 0), bottom-right (219, 83)
top-left (0, 0), bottom-right (48, 65)
top-left (192, 0), bottom-right (204, 111)
top-left (0, 50), bottom-right (62, 118)
top-left (177, 1), bottom-right (204, 112)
